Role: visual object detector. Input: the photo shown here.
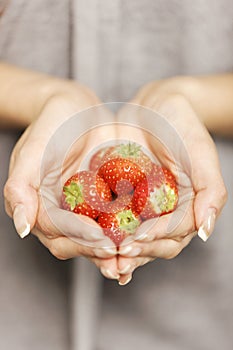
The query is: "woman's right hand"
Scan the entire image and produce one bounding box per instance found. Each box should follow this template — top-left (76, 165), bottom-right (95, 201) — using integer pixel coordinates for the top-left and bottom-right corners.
top-left (3, 84), bottom-right (120, 280)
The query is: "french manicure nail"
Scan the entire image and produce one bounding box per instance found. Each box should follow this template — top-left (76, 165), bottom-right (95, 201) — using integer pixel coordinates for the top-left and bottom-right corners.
top-left (119, 245), bottom-right (132, 255)
top-left (119, 275), bottom-right (132, 286)
top-left (120, 246), bottom-right (141, 257)
top-left (134, 231), bottom-right (148, 241)
top-left (101, 268), bottom-right (119, 280)
top-left (119, 264), bottom-right (132, 274)
top-left (94, 246), bottom-right (116, 257)
top-left (88, 230), bottom-right (104, 240)
top-left (198, 208), bottom-right (216, 242)
top-left (13, 204), bottom-right (30, 239)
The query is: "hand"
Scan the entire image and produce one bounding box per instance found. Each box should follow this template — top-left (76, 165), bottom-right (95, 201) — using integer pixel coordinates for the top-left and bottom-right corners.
top-left (116, 83), bottom-right (227, 285)
top-left (4, 86), bottom-right (121, 280)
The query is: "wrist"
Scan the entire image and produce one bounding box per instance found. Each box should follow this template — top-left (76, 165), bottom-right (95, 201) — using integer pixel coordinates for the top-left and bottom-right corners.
top-left (30, 77), bottom-right (96, 115)
top-left (0, 63), bottom-right (100, 128)
top-left (157, 76), bottom-right (203, 106)
top-left (152, 76), bottom-right (209, 125)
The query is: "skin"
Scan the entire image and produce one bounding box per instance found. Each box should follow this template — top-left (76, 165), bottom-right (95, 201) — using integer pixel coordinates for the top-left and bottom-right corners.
top-left (116, 92), bottom-right (228, 284)
top-left (1, 63), bottom-right (232, 284)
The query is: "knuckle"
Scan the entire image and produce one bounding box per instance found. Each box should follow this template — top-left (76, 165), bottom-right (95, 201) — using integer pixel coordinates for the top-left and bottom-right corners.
top-left (219, 186), bottom-right (228, 206)
top-left (4, 202), bottom-right (12, 217)
top-left (166, 252), bottom-right (178, 260)
top-left (3, 178), bottom-right (18, 201)
top-left (3, 179), bottom-right (12, 198)
top-left (212, 184), bottom-right (228, 211)
top-left (49, 240), bottom-right (67, 260)
top-left (165, 247), bottom-right (181, 260)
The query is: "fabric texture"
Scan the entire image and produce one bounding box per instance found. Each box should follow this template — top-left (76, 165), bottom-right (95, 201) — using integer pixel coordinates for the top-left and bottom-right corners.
top-left (74, 0), bottom-right (233, 101)
top-left (0, 0), bottom-right (233, 349)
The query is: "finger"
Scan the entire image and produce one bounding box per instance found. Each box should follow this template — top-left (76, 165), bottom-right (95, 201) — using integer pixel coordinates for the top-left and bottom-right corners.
top-left (3, 94), bottom-right (102, 238)
top-left (118, 274), bottom-right (133, 286)
top-left (119, 232), bottom-right (196, 259)
top-left (3, 127), bottom-right (46, 239)
top-left (4, 177), bottom-right (38, 239)
top-left (138, 94), bottom-right (227, 242)
top-left (37, 194), bottom-right (118, 251)
top-left (194, 163), bottom-right (227, 242)
top-left (90, 257), bottom-right (119, 280)
top-left (117, 256), bottom-right (154, 285)
top-left (32, 228), bottom-right (117, 260)
top-left (157, 96), bottom-right (227, 241)
top-left (134, 197), bottom-right (195, 242)
top-left (43, 201), bottom-right (105, 242)
top-left (118, 256), bottom-right (154, 275)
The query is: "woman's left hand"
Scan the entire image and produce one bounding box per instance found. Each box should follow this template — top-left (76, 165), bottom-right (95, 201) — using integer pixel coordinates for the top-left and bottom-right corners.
top-left (116, 82), bottom-right (227, 285)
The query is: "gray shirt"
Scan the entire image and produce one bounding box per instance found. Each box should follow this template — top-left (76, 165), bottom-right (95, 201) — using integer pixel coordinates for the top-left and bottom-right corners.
top-left (0, 1), bottom-right (233, 350)
top-left (1, 0), bottom-right (233, 101)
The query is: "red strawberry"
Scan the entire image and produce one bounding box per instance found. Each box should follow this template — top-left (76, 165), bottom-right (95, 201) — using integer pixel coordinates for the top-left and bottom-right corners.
top-left (98, 207), bottom-right (141, 246)
top-left (96, 193), bottom-right (133, 215)
top-left (89, 146), bottom-right (114, 172)
top-left (98, 158), bottom-right (146, 195)
top-left (104, 142), bottom-right (153, 175)
top-left (132, 164), bottom-right (178, 219)
top-left (62, 171), bottom-right (112, 219)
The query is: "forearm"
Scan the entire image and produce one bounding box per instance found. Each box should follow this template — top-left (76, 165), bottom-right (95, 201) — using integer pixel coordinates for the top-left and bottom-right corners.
top-left (0, 62), bottom-right (90, 128)
top-left (156, 75), bottom-right (233, 136)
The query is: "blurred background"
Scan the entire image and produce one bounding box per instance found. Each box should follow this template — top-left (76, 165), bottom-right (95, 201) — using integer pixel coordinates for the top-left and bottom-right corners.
top-left (0, 1), bottom-right (233, 349)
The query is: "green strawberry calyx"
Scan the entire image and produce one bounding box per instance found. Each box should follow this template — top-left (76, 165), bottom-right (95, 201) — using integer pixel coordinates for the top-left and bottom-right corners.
top-left (63, 181), bottom-right (84, 211)
top-left (149, 184), bottom-right (177, 214)
top-left (116, 209), bottom-right (140, 234)
top-left (115, 143), bottom-right (142, 159)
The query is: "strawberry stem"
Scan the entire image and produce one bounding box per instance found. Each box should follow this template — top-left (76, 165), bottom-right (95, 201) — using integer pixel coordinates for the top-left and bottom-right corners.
top-left (116, 209), bottom-right (140, 234)
top-left (63, 182), bottom-right (84, 211)
top-left (116, 142), bottom-right (141, 159)
top-left (149, 184), bottom-right (177, 214)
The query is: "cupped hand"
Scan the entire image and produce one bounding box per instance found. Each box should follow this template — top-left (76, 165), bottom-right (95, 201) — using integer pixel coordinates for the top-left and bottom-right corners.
top-left (4, 81), bottom-right (228, 285)
top-left (116, 87), bottom-right (227, 285)
top-left (4, 87), bottom-right (120, 280)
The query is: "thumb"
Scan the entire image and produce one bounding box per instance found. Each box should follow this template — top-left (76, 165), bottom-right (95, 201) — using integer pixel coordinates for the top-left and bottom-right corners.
top-left (188, 130), bottom-right (227, 242)
top-left (4, 175), bottom-right (38, 239)
top-left (193, 148), bottom-right (227, 242)
top-left (154, 94), bottom-right (228, 242)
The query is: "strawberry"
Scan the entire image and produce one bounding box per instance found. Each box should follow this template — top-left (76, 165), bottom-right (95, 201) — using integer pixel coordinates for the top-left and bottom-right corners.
top-left (98, 207), bottom-right (141, 246)
top-left (98, 158), bottom-right (146, 195)
top-left (104, 142), bottom-right (153, 175)
top-left (62, 171), bottom-right (112, 219)
top-left (89, 146), bottom-right (114, 172)
top-left (132, 164), bottom-right (178, 219)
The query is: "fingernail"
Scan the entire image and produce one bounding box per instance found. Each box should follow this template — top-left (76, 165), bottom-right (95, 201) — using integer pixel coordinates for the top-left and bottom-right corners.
top-left (119, 246), bottom-right (141, 257)
top-left (119, 264), bottom-right (132, 274)
top-left (119, 275), bottom-right (132, 286)
top-left (134, 231), bottom-right (148, 241)
top-left (198, 208), bottom-right (216, 242)
top-left (94, 246), bottom-right (116, 257)
top-left (101, 268), bottom-right (119, 280)
top-left (13, 204), bottom-right (30, 239)
top-left (88, 230), bottom-right (104, 240)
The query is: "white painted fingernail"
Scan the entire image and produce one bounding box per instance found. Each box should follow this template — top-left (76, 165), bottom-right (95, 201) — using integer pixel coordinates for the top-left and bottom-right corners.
top-left (94, 246), bottom-right (116, 257)
top-left (119, 246), bottom-right (141, 257)
top-left (119, 275), bottom-right (132, 286)
top-left (135, 231), bottom-right (148, 241)
top-left (88, 230), bottom-right (104, 240)
top-left (119, 264), bottom-right (132, 274)
top-left (101, 268), bottom-right (119, 280)
top-left (13, 204), bottom-right (30, 239)
top-left (119, 245), bottom-right (132, 255)
top-left (198, 208), bottom-right (216, 242)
